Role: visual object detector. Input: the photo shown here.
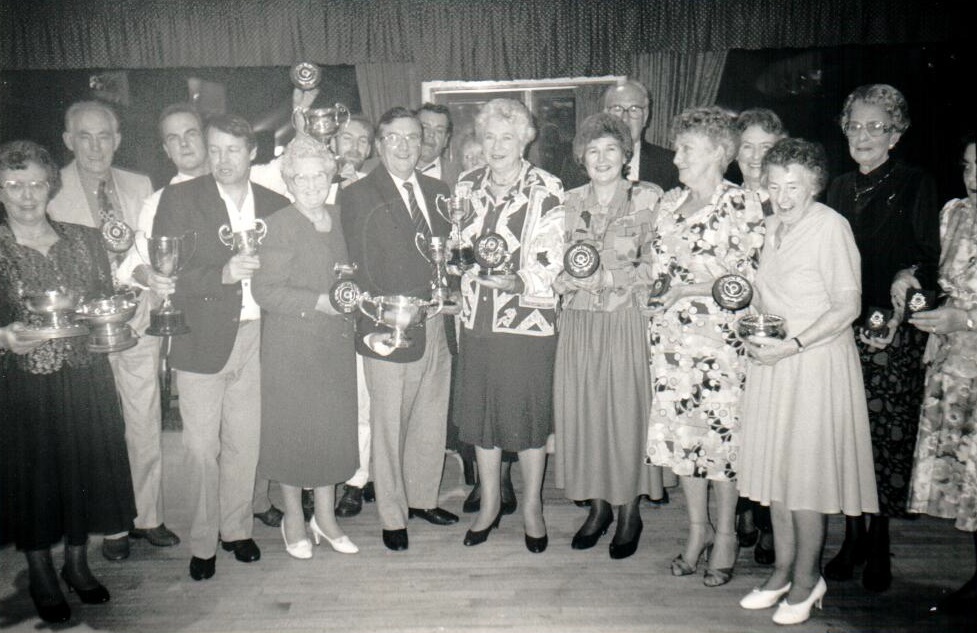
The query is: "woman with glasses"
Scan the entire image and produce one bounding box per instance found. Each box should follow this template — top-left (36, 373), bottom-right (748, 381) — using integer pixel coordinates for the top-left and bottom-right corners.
top-left (906, 132), bottom-right (977, 614)
top-left (453, 98), bottom-right (564, 552)
top-left (823, 84), bottom-right (940, 593)
top-left (0, 140), bottom-right (136, 623)
top-left (646, 106), bottom-right (765, 587)
top-left (252, 137), bottom-right (359, 559)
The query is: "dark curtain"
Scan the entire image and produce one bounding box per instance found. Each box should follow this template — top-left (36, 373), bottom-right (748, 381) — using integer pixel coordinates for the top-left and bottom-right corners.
top-left (1, 1), bottom-right (963, 75)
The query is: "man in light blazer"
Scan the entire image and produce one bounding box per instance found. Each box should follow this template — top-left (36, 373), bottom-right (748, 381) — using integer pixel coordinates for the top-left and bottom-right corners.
top-left (152, 114), bottom-right (289, 581)
top-left (340, 107), bottom-right (458, 552)
top-left (47, 100), bottom-right (161, 562)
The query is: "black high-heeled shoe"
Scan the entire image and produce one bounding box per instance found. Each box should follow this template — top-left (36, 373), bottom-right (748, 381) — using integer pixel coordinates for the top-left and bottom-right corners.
top-left (463, 512), bottom-right (502, 546)
top-left (60, 568), bottom-right (110, 604)
top-left (29, 584), bottom-right (70, 623)
top-left (571, 513), bottom-right (613, 550)
top-left (525, 532), bottom-right (548, 553)
top-left (609, 520), bottom-right (643, 560)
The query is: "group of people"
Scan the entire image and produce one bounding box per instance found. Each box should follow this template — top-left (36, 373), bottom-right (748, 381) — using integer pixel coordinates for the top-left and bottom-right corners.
top-left (0, 76), bottom-right (974, 628)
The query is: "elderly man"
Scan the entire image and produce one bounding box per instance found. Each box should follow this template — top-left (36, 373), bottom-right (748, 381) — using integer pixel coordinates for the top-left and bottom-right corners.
top-left (340, 107), bottom-right (458, 551)
top-left (152, 114), bottom-right (289, 580)
top-left (47, 100), bottom-right (159, 562)
top-left (414, 103), bottom-right (461, 187)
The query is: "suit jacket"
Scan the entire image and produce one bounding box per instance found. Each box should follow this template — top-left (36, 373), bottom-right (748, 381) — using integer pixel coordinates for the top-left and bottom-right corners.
top-left (47, 160), bottom-right (153, 231)
top-left (340, 167), bottom-right (451, 363)
top-left (153, 175), bottom-right (289, 373)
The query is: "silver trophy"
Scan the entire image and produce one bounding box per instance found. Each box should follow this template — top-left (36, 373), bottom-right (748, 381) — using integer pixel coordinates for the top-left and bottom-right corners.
top-left (434, 187), bottom-right (476, 269)
top-left (415, 234), bottom-right (454, 306)
top-left (21, 289), bottom-right (89, 340)
top-left (358, 294), bottom-right (444, 349)
top-left (293, 103), bottom-right (351, 145)
top-left (139, 233), bottom-right (197, 336)
top-left (738, 314), bottom-right (787, 341)
top-left (75, 294), bottom-right (138, 353)
top-left (218, 219), bottom-right (267, 256)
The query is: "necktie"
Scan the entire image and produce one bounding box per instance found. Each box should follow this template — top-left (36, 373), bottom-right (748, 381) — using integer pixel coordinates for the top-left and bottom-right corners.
top-left (402, 181), bottom-right (430, 238)
top-left (97, 179), bottom-right (119, 225)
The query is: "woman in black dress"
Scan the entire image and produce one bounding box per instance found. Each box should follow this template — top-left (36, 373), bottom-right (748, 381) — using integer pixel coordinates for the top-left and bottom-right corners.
top-left (824, 84), bottom-right (940, 592)
top-left (0, 140), bottom-right (136, 623)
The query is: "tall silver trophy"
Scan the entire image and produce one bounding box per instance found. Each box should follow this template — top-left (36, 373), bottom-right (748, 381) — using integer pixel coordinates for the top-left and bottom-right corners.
top-left (415, 234), bottom-right (454, 307)
top-left (140, 233), bottom-right (197, 336)
top-left (218, 219), bottom-right (267, 256)
top-left (434, 183), bottom-right (476, 269)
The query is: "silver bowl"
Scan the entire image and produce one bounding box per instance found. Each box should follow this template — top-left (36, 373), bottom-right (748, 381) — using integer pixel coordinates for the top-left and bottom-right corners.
top-left (75, 296), bottom-right (138, 325)
top-left (25, 289), bottom-right (80, 314)
top-left (738, 314), bottom-right (787, 340)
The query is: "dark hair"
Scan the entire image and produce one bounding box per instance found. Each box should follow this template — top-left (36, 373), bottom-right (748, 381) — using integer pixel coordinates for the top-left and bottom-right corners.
top-left (204, 113), bottom-right (256, 150)
top-left (375, 106), bottom-right (419, 139)
top-left (572, 113), bottom-right (634, 167)
top-left (157, 103), bottom-right (204, 141)
top-left (735, 108), bottom-right (787, 137)
top-left (414, 103), bottom-right (453, 137)
top-left (762, 138), bottom-right (829, 195)
top-left (669, 106), bottom-right (739, 169)
top-left (341, 113), bottom-right (376, 146)
top-left (840, 84), bottom-right (910, 133)
top-left (960, 131), bottom-right (976, 157)
top-left (0, 140), bottom-right (62, 198)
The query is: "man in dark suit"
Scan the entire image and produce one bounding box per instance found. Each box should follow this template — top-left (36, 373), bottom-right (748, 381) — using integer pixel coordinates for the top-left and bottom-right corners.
top-left (561, 79), bottom-right (681, 192)
top-left (152, 114), bottom-right (289, 580)
top-left (340, 107), bottom-right (459, 552)
top-left (414, 103), bottom-right (462, 188)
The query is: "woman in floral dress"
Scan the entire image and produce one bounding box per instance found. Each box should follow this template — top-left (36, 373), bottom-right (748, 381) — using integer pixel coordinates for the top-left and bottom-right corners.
top-left (647, 106), bottom-right (765, 587)
top-left (906, 132), bottom-right (977, 614)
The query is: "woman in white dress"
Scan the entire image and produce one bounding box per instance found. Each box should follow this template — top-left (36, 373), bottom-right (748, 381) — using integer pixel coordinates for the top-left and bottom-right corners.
top-left (737, 138), bottom-right (878, 625)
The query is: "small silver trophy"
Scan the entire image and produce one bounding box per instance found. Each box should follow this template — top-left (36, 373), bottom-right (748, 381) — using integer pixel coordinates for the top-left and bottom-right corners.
top-left (738, 314), bottom-right (787, 341)
top-left (415, 234), bottom-right (454, 307)
top-left (218, 219), bottom-right (267, 256)
top-left (139, 233), bottom-right (197, 336)
top-left (434, 187), bottom-right (476, 270)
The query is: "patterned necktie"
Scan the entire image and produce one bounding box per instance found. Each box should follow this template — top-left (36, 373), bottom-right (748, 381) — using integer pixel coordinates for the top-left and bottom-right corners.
top-left (402, 181), bottom-right (430, 238)
top-left (97, 179), bottom-right (118, 225)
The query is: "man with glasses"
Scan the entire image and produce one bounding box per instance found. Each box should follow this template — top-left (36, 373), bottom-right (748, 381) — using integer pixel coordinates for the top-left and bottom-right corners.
top-left (47, 100), bottom-right (156, 562)
top-left (151, 114), bottom-right (289, 580)
top-left (340, 107), bottom-right (458, 552)
top-left (602, 79), bottom-right (680, 191)
top-left (413, 103), bottom-right (462, 188)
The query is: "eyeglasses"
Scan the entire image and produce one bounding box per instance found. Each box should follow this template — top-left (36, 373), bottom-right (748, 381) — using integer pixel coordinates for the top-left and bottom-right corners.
top-left (842, 121), bottom-right (893, 138)
top-left (379, 133), bottom-right (422, 147)
top-left (291, 172), bottom-right (331, 188)
top-left (606, 105), bottom-right (646, 119)
top-left (1, 180), bottom-right (50, 196)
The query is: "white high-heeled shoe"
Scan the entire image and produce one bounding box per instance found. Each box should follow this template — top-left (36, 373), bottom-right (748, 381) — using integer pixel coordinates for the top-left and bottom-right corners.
top-left (309, 516), bottom-right (359, 554)
top-left (280, 519), bottom-right (313, 560)
top-left (739, 582), bottom-right (791, 610)
top-left (772, 577), bottom-right (826, 625)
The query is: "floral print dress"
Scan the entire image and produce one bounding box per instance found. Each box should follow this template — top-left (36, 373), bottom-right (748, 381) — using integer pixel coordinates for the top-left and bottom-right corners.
top-left (908, 197), bottom-right (977, 531)
top-left (646, 182), bottom-right (764, 480)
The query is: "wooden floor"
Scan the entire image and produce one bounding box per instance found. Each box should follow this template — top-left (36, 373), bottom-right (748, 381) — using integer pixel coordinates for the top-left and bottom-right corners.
top-left (1, 429), bottom-right (974, 633)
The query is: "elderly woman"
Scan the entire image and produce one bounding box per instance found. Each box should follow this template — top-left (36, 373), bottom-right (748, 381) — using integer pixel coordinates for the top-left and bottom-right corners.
top-left (252, 137), bottom-right (358, 559)
top-left (737, 139), bottom-right (878, 625)
top-left (732, 107), bottom-right (787, 564)
top-left (646, 106), bottom-right (764, 586)
top-left (453, 98), bottom-right (564, 552)
top-left (0, 140), bottom-right (136, 622)
top-left (824, 84), bottom-right (940, 592)
top-left (553, 113), bottom-right (663, 559)
top-left (906, 132), bottom-right (977, 614)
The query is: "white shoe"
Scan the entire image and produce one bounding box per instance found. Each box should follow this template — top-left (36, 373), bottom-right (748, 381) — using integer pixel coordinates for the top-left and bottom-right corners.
top-left (310, 516), bottom-right (359, 554)
top-left (772, 577), bottom-right (826, 625)
top-left (280, 519), bottom-right (313, 560)
top-left (740, 582), bottom-right (791, 609)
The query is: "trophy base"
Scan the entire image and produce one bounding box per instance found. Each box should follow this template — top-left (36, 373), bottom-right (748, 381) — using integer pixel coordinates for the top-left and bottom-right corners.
top-left (87, 324), bottom-right (138, 353)
top-left (448, 247), bottom-right (476, 271)
top-left (381, 333), bottom-right (413, 349)
top-left (146, 311), bottom-right (190, 337)
top-left (478, 269), bottom-right (508, 277)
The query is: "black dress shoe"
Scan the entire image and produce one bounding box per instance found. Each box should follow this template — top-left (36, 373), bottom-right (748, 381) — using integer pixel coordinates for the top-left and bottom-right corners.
top-left (221, 538), bottom-right (261, 562)
top-left (574, 499), bottom-right (592, 508)
top-left (253, 505), bottom-right (284, 527)
top-left (382, 529), bottom-right (409, 551)
top-left (525, 533), bottom-right (548, 553)
top-left (189, 556), bottom-right (216, 581)
top-left (463, 483), bottom-right (481, 513)
top-left (646, 489), bottom-right (670, 506)
top-left (101, 535), bottom-right (130, 561)
top-left (335, 485), bottom-right (364, 518)
top-left (408, 507), bottom-right (459, 525)
top-left (609, 520), bottom-right (643, 560)
top-left (501, 478), bottom-right (517, 515)
top-left (862, 551), bottom-right (892, 593)
top-left (463, 512), bottom-right (502, 546)
top-left (302, 489), bottom-right (315, 522)
top-left (29, 585), bottom-right (70, 623)
top-left (130, 524), bottom-right (181, 547)
top-left (363, 481), bottom-right (376, 503)
top-left (571, 513), bottom-right (613, 550)
top-left (60, 569), bottom-right (110, 604)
